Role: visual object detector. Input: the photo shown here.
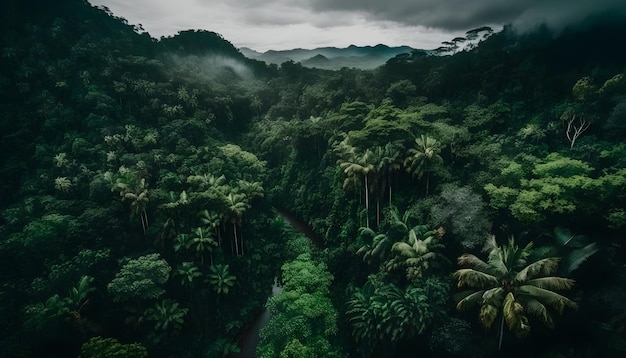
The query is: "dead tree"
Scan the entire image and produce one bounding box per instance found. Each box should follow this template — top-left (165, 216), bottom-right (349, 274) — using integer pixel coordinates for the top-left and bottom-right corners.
top-left (566, 115), bottom-right (590, 149)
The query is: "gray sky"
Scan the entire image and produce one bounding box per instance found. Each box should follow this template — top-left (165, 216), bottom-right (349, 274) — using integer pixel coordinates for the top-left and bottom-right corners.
top-left (88, 0), bottom-right (626, 52)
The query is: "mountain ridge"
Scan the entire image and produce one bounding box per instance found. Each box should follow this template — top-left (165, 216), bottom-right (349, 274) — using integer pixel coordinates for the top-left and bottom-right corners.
top-left (240, 44), bottom-right (418, 70)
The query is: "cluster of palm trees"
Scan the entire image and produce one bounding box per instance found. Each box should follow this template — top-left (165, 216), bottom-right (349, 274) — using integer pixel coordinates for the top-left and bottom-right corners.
top-left (156, 173), bottom-right (264, 258)
top-left (356, 207), bottom-right (446, 282)
top-left (352, 204), bottom-right (581, 352)
top-left (335, 134), bottom-right (443, 228)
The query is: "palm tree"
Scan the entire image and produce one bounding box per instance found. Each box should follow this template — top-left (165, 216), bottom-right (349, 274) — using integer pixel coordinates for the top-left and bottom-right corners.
top-left (175, 261), bottom-right (202, 287)
top-left (198, 209), bottom-right (222, 247)
top-left (224, 192), bottom-right (250, 256)
top-left (190, 227), bottom-right (218, 265)
top-left (340, 150), bottom-right (374, 228)
top-left (173, 233), bottom-right (193, 253)
top-left (454, 236), bottom-right (577, 351)
top-left (206, 264), bottom-right (237, 294)
top-left (355, 227), bottom-right (392, 265)
top-left (404, 134), bottom-right (443, 196)
top-left (387, 225), bottom-right (446, 282)
top-left (116, 177), bottom-right (150, 233)
top-left (144, 299), bottom-right (188, 332)
top-left (367, 147), bottom-right (385, 226)
top-left (236, 179), bottom-right (264, 200)
top-left (378, 143), bottom-right (402, 207)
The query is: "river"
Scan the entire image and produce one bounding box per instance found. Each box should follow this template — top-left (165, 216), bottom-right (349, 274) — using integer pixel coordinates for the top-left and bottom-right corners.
top-left (230, 283), bottom-right (283, 358)
top-left (230, 209), bottom-right (319, 357)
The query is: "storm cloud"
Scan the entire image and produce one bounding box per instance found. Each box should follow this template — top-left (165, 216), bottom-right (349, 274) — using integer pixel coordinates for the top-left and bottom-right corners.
top-left (89, 0), bottom-right (626, 51)
top-left (308, 0), bottom-right (626, 31)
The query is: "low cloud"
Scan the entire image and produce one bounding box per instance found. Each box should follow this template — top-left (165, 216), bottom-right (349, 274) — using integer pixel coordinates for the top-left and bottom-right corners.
top-left (309, 0), bottom-right (626, 31)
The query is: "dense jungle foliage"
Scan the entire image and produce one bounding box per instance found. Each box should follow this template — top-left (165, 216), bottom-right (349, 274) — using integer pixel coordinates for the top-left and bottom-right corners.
top-left (1, 0), bottom-right (626, 357)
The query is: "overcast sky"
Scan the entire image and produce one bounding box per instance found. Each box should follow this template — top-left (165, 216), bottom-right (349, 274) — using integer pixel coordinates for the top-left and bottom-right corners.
top-left (88, 0), bottom-right (626, 52)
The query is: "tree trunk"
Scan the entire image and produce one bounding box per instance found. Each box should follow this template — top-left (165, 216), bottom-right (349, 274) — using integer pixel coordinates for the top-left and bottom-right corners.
top-left (498, 313), bottom-right (504, 351)
top-left (364, 175), bottom-right (370, 228)
top-left (376, 198), bottom-right (380, 227)
top-left (233, 223), bottom-right (239, 256)
top-left (240, 229), bottom-right (244, 256)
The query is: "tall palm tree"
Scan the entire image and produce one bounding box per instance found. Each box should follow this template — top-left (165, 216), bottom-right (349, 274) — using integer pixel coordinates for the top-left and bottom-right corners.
top-left (378, 143), bottom-right (402, 207)
top-left (367, 147), bottom-right (385, 226)
top-left (224, 192), bottom-right (250, 256)
top-left (115, 177), bottom-right (150, 233)
top-left (454, 236), bottom-right (577, 351)
top-left (404, 134), bottom-right (443, 196)
top-left (340, 150), bottom-right (374, 228)
top-left (190, 227), bottom-right (217, 266)
top-left (198, 209), bottom-right (222, 247)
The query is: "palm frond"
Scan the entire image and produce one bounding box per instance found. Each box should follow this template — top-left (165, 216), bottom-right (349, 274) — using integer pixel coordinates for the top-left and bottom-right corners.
top-left (454, 290), bottom-right (485, 311)
top-left (457, 254), bottom-right (493, 273)
top-left (517, 285), bottom-right (578, 314)
top-left (515, 257), bottom-right (560, 282)
top-left (482, 287), bottom-right (505, 306)
top-left (564, 242), bottom-right (599, 274)
top-left (522, 298), bottom-right (554, 328)
top-left (482, 234), bottom-right (499, 254)
top-left (553, 226), bottom-right (584, 248)
top-left (526, 277), bottom-right (575, 291)
top-left (479, 304), bottom-right (498, 329)
top-left (453, 269), bottom-right (499, 289)
top-left (503, 292), bottom-right (530, 337)
top-left (391, 242), bottom-right (414, 257)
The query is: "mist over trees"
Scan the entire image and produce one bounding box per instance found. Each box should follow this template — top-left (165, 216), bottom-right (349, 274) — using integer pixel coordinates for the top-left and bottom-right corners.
top-left (1, 0), bottom-right (626, 357)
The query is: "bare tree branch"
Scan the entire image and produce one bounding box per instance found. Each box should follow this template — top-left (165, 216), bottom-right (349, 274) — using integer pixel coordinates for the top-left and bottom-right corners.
top-left (566, 115), bottom-right (590, 149)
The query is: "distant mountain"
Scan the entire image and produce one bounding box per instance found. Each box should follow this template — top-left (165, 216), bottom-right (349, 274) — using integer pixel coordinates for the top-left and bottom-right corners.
top-left (240, 44), bottom-right (417, 70)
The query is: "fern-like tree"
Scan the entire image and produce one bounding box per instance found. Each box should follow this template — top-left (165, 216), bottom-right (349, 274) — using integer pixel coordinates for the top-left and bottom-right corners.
top-left (387, 225), bottom-right (447, 282)
top-left (356, 227), bottom-right (392, 266)
top-left (454, 236), bottom-right (578, 351)
top-left (346, 274), bottom-right (448, 356)
top-left (144, 299), bottom-right (188, 333)
top-left (404, 134), bottom-right (443, 196)
top-left (114, 176), bottom-right (150, 234)
top-left (206, 264), bottom-right (236, 294)
top-left (190, 226), bottom-right (217, 266)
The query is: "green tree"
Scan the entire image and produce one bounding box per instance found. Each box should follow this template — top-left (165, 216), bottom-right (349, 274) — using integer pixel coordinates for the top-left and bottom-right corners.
top-left (206, 264), bottom-right (236, 294)
top-left (224, 192), bottom-right (250, 256)
top-left (144, 299), bottom-right (188, 332)
top-left (404, 134), bottom-right (443, 196)
top-left (175, 261), bottom-right (202, 287)
top-left (454, 236), bottom-right (577, 350)
top-left (190, 226), bottom-right (217, 265)
top-left (339, 149), bottom-right (374, 228)
top-left (356, 227), bottom-right (391, 266)
top-left (258, 253), bottom-right (341, 358)
top-left (107, 253), bottom-right (171, 303)
top-left (114, 176), bottom-right (150, 233)
top-left (346, 275), bottom-right (448, 356)
top-left (387, 225), bottom-right (446, 282)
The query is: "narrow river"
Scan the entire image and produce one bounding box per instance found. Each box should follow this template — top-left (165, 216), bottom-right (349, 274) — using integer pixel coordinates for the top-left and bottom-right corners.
top-left (230, 283), bottom-right (283, 358)
top-left (229, 209), bottom-right (321, 357)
